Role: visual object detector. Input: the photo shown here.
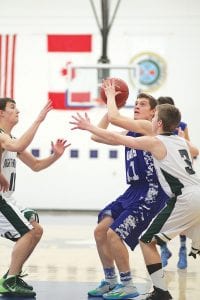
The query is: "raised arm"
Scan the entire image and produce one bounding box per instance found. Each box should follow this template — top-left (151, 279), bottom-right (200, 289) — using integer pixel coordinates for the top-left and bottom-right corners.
top-left (183, 126), bottom-right (190, 141)
top-left (103, 79), bottom-right (153, 135)
top-left (0, 100), bottom-right (52, 152)
top-left (177, 123), bottom-right (199, 159)
top-left (186, 140), bottom-right (199, 158)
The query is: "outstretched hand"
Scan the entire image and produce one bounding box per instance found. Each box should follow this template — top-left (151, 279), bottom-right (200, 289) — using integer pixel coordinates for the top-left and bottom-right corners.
top-left (51, 139), bottom-right (71, 157)
top-left (69, 112), bottom-right (91, 130)
top-left (36, 99), bottom-right (53, 123)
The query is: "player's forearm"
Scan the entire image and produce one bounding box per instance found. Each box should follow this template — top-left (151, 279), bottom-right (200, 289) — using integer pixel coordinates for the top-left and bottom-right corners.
top-left (107, 94), bottom-right (120, 118)
top-left (89, 124), bottom-right (122, 145)
top-left (106, 93), bottom-right (152, 135)
top-left (91, 113), bottom-right (110, 143)
top-left (90, 114), bottom-right (122, 145)
top-left (31, 153), bottom-right (61, 172)
top-left (3, 119), bottom-right (42, 152)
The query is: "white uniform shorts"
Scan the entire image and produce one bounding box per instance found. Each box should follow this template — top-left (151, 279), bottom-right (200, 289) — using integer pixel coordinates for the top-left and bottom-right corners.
top-left (0, 196), bottom-right (34, 241)
top-left (141, 186), bottom-right (200, 251)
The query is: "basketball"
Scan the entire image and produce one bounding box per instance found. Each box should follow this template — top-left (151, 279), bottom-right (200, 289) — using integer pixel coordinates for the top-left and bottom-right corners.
top-left (100, 78), bottom-right (129, 107)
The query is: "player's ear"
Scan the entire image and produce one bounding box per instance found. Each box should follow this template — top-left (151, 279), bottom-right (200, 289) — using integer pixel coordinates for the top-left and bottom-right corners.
top-left (157, 120), bottom-right (162, 127)
top-left (150, 107), bottom-right (156, 119)
top-left (0, 110), bottom-right (5, 117)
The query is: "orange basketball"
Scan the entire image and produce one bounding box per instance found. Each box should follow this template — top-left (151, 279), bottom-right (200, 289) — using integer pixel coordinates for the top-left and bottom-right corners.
top-left (100, 78), bottom-right (129, 107)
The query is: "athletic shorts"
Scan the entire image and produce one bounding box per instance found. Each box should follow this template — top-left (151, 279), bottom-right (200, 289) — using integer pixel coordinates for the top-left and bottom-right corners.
top-left (0, 196), bottom-right (37, 241)
top-left (141, 186), bottom-right (200, 251)
top-left (98, 182), bottom-right (169, 250)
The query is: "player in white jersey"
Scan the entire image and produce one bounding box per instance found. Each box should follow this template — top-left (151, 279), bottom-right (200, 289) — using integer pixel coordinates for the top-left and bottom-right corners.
top-left (157, 96), bottom-right (190, 270)
top-left (70, 98), bottom-right (200, 299)
top-left (0, 98), bottom-right (70, 298)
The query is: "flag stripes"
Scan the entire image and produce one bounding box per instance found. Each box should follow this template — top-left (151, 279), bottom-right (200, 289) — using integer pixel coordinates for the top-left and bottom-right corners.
top-left (0, 34), bottom-right (16, 98)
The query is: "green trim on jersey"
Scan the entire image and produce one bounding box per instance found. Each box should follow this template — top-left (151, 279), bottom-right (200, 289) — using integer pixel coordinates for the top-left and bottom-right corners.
top-left (0, 197), bottom-right (30, 240)
top-left (140, 196), bottom-right (177, 243)
top-left (161, 168), bottom-right (184, 196)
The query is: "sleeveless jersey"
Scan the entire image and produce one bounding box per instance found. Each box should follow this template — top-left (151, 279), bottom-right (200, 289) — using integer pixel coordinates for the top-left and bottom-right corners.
top-left (0, 135), bottom-right (17, 199)
top-left (153, 135), bottom-right (200, 197)
top-left (125, 131), bottom-right (159, 185)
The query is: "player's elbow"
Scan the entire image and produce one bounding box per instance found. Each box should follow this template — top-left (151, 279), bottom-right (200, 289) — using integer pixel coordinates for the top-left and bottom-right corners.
top-left (30, 163), bottom-right (42, 172)
top-left (17, 145), bottom-right (27, 152)
top-left (192, 147), bottom-right (199, 158)
top-left (30, 167), bottom-right (40, 172)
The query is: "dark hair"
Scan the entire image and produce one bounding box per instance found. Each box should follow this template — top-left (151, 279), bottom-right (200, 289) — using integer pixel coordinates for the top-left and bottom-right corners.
top-left (157, 104), bottom-right (181, 132)
top-left (137, 93), bottom-right (157, 109)
top-left (0, 98), bottom-right (16, 111)
top-left (157, 96), bottom-right (174, 105)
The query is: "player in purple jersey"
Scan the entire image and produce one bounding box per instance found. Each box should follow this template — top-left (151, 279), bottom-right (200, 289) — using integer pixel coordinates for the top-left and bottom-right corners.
top-left (70, 83), bottom-right (170, 299)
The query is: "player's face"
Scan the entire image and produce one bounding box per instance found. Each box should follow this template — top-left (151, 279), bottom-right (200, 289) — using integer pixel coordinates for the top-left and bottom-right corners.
top-left (3, 102), bottom-right (20, 125)
top-left (134, 98), bottom-right (155, 121)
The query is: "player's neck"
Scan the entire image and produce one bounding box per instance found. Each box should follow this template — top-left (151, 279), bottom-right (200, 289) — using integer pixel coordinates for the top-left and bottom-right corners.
top-left (0, 122), bottom-right (12, 135)
top-left (160, 132), bottom-right (174, 136)
top-left (158, 129), bottom-right (173, 136)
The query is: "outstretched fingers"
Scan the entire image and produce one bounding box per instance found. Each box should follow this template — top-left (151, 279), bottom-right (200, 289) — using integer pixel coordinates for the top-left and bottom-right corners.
top-left (42, 99), bottom-right (53, 113)
top-left (69, 113), bottom-right (81, 127)
top-left (51, 139), bottom-right (71, 156)
top-left (37, 99), bottom-right (53, 122)
top-left (84, 112), bottom-right (90, 121)
top-left (54, 139), bottom-right (71, 147)
top-left (69, 117), bottom-right (79, 130)
top-left (102, 78), bottom-right (121, 98)
top-left (57, 139), bottom-right (71, 149)
top-left (69, 112), bottom-right (90, 130)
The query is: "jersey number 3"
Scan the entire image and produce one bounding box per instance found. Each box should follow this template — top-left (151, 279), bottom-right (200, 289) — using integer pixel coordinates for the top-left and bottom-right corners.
top-left (179, 149), bottom-right (195, 175)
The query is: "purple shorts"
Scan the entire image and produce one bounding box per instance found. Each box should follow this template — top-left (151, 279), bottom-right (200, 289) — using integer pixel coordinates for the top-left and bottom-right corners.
top-left (98, 182), bottom-right (169, 250)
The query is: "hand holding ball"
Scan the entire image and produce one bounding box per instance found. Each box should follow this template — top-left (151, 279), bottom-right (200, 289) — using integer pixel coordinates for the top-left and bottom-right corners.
top-left (100, 78), bottom-right (129, 107)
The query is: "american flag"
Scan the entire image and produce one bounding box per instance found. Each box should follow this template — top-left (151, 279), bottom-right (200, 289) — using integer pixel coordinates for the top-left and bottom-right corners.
top-left (0, 34), bottom-right (17, 99)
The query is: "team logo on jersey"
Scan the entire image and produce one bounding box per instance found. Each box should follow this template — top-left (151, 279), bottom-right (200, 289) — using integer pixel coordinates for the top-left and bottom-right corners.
top-left (129, 52), bottom-right (167, 92)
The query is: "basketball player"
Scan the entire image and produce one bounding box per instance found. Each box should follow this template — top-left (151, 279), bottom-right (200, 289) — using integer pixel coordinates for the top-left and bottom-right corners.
top-left (70, 103), bottom-right (200, 300)
top-left (157, 96), bottom-right (191, 270)
top-left (106, 87), bottom-right (191, 271)
top-left (0, 98), bottom-right (70, 297)
top-left (70, 87), bottom-right (170, 299)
